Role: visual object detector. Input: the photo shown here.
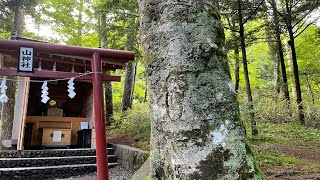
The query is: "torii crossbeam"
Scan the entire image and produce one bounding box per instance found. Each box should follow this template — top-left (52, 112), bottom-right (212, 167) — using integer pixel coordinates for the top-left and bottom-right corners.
top-left (0, 39), bottom-right (134, 180)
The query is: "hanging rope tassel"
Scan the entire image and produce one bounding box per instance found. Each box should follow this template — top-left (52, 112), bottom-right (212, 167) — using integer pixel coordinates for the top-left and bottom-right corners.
top-left (0, 79), bottom-right (8, 103)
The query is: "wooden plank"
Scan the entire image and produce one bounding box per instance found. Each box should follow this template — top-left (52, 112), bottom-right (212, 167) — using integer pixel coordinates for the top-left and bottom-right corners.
top-left (38, 122), bottom-right (71, 129)
top-left (0, 68), bottom-right (121, 82)
top-left (26, 116), bottom-right (89, 122)
top-left (17, 77), bottom-right (30, 150)
top-left (27, 116), bottom-right (89, 146)
top-left (42, 128), bottom-right (71, 146)
top-left (71, 122), bottom-right (81, 145)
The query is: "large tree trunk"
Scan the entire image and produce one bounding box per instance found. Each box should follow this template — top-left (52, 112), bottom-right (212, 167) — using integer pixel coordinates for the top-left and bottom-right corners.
top-left (271, 0), bottom-right (290, 101)
top-left (100, 10), bottom-right (114, 125)
top-left (238, 0), bottom-right (258, 135)
top-left (139, 1), bottom-right (262, 179)
top-left (0, 5), bottom-right (25, 150)
top-left (285, 0), bottom-right (304, 124)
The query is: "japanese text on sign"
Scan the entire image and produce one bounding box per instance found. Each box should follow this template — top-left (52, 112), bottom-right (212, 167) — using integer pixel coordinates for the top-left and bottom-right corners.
top-left (19, 47), bottom-right (34, 72)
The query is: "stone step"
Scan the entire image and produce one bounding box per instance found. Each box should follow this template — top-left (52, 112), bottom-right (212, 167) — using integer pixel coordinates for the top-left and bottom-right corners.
top-left (0, 163), bottom-right (118, 180)
top-left (0, 148), bottom-right (114, 158)
top-left (0, 155), bottom-right (117, 168)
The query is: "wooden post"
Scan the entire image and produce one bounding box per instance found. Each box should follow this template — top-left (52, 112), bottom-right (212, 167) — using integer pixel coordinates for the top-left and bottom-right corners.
top-left (92, 52), bottom-right (109, 180)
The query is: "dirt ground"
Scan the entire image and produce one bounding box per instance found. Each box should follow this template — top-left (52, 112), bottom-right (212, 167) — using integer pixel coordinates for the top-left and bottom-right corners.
top-left (107, 131), bottom-right (149, 150)
top-left (260, 142), bottom-right (320, 179)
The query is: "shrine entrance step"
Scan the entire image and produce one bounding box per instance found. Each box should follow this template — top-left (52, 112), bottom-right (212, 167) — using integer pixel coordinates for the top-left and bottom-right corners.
top-left (0, 147), bottom-right (117, 179)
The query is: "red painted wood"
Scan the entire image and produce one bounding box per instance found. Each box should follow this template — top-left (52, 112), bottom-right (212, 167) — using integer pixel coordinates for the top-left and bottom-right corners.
top-left (0, 39), bottom-right (134, 62)
top-left (0, 68), bottom-right (121, 82)
top-left (92, 52), bottom-right (109, 180)
top-left (0, 49), bottom-right (125, 70)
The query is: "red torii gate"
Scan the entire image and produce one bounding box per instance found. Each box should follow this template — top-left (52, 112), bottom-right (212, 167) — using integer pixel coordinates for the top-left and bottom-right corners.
top-left (0, 39), bottom-right (134, 180)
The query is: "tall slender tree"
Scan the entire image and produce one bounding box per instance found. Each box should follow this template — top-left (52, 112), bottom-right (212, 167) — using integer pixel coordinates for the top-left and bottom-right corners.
top-left (221, 0), bottom-right (265, 135)
top-left (121, 1), bottom-right (139, 112)
top-left (268, 0), bottom-right (320, 124)
top-left (139, 0), bottom-right (262, 179)
top-left (97, 2), bottom-right (114, 125)
top-left (237, 0), bottom-right (263, 135)
top-left (0, 1), bottom-right (25, 150)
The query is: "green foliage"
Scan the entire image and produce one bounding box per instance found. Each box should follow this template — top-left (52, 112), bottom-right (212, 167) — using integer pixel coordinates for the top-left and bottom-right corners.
top-left (118, 102), bottom-right (151, 141)
top-left (239, 91), bottom-right (320, 129)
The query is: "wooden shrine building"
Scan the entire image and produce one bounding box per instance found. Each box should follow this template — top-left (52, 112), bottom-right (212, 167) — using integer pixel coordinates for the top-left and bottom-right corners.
top-left (0, 38), bottom-right (134, 179)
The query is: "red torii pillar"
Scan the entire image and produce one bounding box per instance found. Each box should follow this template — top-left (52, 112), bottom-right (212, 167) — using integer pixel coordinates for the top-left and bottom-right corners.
top-left (92, 52), bottom-right (109, 180)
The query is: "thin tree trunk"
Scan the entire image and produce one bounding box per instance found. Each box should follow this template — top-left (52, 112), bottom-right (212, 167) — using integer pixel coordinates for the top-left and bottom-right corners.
top-left (271, 0), bottom-right (290, 100)
top-left (234, 47), bottom-right (240, 92)
top-left (100, 10), bottom-right (114, 125)
top-left (76, 0), bottom-right (83, 46)
top-left (228, 17), bottom-right (240, 92)
top-left (0, 5), bottom-right (25, 150)
top-left (104, 77), bottom-right (114, 125)
top-left (238, 0), bottom-right (258, 135)
top-left (122, 17), bottom-right (136, 112)
top-left (306, 75), bottom-right (314, 104)
top-left (266, 28), bottom-right (280, 94)
top-left (122, 61), bottom-right (135, 112)
top-left (139, 1), bottom-right (262, 179)
top-left (144, 74), bottom-right (148, 102)
top-left (285, 0), bottom-right (304, 124)
top-left (264, 0), bottom-right (280, 94)
top-left (285, 38), bottom-right (297, 100)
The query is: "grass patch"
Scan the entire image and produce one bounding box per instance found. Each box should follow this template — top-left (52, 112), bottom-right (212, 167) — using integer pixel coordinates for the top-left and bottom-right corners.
top-left (244, 121), bottom-right (320, 178)
top-left (254, 149), bottom-right (318, 168)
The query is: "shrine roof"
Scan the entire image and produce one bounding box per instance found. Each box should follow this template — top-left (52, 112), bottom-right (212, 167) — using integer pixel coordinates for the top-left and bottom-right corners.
top-left (0, 38), bottom-right (134, 71)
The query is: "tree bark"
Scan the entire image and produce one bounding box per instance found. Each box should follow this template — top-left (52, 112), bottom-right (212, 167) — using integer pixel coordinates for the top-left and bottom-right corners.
top-left (100, 10), bottom-right (114, 125)
top-left (139, 1), bottom-right (262, 179)
top-left (122, 18), bottom-right (137, 112)
top-left (238, 0), bottom-right (258, 135)
top-left (285, 38), bottom-right (297, 100)
top-left (0, 5), bottom-right (25, 150)
top-left (76, 0), bottom-right (83, 46)
top-left (104, 73), bottom-right (114, 125)
top-left (265, 27), bottom-right (280, 94)
top-left (271, 0), bottom-right (290, 101)
top-left (234, 47), bottom-right (240, 92)
top-left (122, 61), bottom-right (135, 112)
top-left (263, 0), bottom-right (281, 94)
top-left (285, 0), bottom-right (304, 124)
top-left (306, 75), bottom-right (314, 104)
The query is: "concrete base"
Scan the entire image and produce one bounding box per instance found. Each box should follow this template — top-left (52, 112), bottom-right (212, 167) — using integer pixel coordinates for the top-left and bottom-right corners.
top-left (111, 144), bottom-right (149, 172)
top-left (131, 159), bottom-right (150, 180)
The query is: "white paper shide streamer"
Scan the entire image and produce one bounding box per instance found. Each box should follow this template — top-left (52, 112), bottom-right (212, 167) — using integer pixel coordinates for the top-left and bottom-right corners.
top-left (67, 77), bottom-right (76, 99)
top-left (41, 81), bottom-right (50, 104)
top-left (0, 79), bottom-right (8, 103)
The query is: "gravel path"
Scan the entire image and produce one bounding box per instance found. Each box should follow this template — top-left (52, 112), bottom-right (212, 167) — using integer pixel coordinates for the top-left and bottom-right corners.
top-left (55, 166), bottom-right (134, 180)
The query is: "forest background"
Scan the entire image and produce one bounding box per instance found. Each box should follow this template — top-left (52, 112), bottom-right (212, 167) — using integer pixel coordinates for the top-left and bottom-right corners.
top-left (1, 0), bottom-right (320, 179)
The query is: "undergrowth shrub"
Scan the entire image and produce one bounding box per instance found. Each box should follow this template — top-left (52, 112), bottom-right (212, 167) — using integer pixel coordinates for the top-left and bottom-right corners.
top-left (238, 92), bottom-right (320, 129)
top-left (119, 102), bottom-right (151, 141)
top-left (305, 104), bottom-right (320, 128)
